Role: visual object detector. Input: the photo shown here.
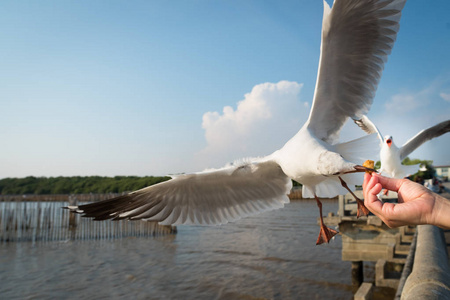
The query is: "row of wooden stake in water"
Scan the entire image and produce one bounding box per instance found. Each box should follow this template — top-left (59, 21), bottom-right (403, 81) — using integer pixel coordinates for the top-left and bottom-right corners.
top-left (0, 201), bottom-right (177, 243)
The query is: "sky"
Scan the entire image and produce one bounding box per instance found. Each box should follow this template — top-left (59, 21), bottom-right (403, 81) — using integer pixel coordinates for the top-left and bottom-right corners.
top-left (1, 0), bottom-right (450, 179)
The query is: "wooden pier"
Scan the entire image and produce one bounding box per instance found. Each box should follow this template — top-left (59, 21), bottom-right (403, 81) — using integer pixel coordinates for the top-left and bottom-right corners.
top-left (324, 184), bottom-right (450, 299)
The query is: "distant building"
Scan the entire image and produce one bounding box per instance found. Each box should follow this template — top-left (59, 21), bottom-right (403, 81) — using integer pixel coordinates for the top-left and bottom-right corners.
top-left (435, 165), bottom-right (450, 180)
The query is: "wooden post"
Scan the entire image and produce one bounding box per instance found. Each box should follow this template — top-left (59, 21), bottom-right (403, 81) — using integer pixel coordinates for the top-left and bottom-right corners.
top-left (68, 195), bottom-right (77, 239)
top-left (352, 261), bottom-right (364, 291)
top-left (338, 195), bottom-right (345, 217)
top-left (354, 282), bottom-right (373, 300)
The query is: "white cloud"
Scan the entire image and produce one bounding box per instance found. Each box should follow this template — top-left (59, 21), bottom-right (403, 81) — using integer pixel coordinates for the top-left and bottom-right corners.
top-left (384, 93), bottom-right (421, 112)
top-left (385, 76), bottom-right (450, 113)
top-left (440, 92), bottom-right (450, 102)
top-left (198, 81), bottom-right (308, 167)
top-left (382, 76), bottom-right (450, 124)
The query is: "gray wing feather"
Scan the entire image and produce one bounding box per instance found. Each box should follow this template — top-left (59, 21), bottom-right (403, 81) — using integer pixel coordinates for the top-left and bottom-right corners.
top-left (354, 115), bottom-right (383, 143)
top-left (399, 120), bottom-right (450, 160)
top-left (307, 0), bottom-right (406, 143)
top-left (70, 161), bottom-right (292, 225)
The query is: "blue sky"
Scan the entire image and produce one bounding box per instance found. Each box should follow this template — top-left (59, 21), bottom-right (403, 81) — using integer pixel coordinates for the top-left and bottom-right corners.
top-left (1, 0), bottom-right (449, 179)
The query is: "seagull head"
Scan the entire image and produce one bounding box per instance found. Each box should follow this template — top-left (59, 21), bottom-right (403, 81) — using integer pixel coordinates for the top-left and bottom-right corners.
top-left (384, 135), bottom-right (393, 148)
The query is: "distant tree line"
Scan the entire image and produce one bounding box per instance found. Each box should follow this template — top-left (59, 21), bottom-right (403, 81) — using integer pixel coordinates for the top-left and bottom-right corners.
top-left (0, 158), bottom-right (435, 195)
top-left (402, 158), bottom-right (435, 181)
top-left (0, 176), bottom-right (171, 195)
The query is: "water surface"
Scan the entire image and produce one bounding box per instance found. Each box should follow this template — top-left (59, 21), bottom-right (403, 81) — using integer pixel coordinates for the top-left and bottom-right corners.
top-left (0, 200), bottom-right (356, 299)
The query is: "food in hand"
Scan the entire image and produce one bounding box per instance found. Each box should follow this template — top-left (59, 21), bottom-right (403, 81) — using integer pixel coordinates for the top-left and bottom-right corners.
top-left (363, 160), bottom-right (375, 174)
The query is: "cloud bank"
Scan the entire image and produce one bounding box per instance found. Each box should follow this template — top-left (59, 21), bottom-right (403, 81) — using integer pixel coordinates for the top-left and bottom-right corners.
top-left (198, 81), bottom-right (309, 167)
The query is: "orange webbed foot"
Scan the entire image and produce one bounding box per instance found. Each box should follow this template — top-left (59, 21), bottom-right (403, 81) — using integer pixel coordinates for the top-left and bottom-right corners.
top-left (316, 225), bottom-right (338, 245)
top-left (356, 199), bottom-right (370, 218)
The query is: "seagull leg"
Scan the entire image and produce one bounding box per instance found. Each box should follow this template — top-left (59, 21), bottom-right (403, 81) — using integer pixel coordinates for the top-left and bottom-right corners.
top-left (338, 176), bottom-right (369, 218)
top-left (315, 194), bottom-right (338, 245)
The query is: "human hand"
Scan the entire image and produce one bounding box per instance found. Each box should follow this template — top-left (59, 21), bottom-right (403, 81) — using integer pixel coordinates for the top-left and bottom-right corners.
top-left (362, 173), bottom-right (440, 228)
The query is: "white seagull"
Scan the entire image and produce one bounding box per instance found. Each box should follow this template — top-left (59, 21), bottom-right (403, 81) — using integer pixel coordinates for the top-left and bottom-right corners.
top-left (67, 0), bottom-right (407, 245)
top-left (356, 116), bottom-right (450, 178)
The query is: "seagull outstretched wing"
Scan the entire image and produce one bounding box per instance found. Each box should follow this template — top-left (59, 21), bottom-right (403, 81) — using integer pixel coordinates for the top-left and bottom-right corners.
top-left (67, 160), bottom-right (292, 225)
top-left (399, 120), bottom-right (450, 160)
top-left (307, 0), bottom-right (406, 144)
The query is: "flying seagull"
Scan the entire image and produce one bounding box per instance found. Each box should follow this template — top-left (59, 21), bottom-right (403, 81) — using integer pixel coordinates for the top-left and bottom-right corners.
top-left (67, 0), bottom-right (406, 245)
top-left (355, 116), bottom-right (450, 178)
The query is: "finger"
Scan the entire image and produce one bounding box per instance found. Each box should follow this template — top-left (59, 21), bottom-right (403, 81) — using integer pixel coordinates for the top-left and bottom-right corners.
top-left (372, 173), bottom-right (403, 193)
top-left (364, 173), bottom-right (380, 200)
top-left (363, 173), bottom-right (373, 200)
top-left (363, 173), bottom-right (372, 191)
top-left (365, 179), bottom-right (403, 227)
top-left (366, 183), bottom-right (393, 223)
top-left (368, 182), bottom-right (383, 201)
top-left (363, 175), bottom-right (382, 209)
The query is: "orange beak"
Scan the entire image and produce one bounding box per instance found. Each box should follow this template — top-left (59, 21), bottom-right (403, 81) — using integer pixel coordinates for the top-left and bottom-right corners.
top-left (386, 139), bottom-right (392, 148)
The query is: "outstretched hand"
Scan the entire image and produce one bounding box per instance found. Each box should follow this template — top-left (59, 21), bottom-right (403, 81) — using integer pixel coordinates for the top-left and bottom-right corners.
top-left (363, 173), bottom-right (449, 229)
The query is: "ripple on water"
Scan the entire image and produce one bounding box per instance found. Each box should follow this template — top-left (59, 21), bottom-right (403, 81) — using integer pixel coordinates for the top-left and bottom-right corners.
top-left (0, 200), bottom-right (354, 299)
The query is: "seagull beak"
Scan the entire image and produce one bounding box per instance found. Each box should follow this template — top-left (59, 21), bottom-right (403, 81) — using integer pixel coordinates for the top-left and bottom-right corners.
top-left (344, 165), bottom-right (377, 174)
top-left (386, 139), bottom-right (392, 148)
